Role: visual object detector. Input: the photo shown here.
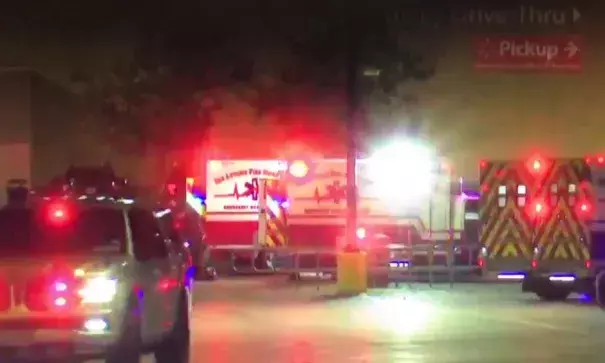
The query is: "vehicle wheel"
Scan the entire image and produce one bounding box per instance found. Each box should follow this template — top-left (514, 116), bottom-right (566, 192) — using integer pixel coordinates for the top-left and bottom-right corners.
top-left (154, 292), bottom-right (190, 363)
top-left (106, 296), bottom-right (141, 363)
top-left (536, 289), bottom-right (571, 301)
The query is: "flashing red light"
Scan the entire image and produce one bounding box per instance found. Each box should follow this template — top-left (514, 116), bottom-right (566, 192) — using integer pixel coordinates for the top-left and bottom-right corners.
top-left (527, 155), bottom-right (546, 174)
top-left (529, 200), bottom-right (548, 218)
top-left (531, 260), bottom-right (538, 269)
top-left (598, 156), bottom-right (605, 164)
top-left (534, 202), bottom-right (544, 213)
top-left (156, 278), bottom-right (179, 292)
top-left (47, 203), bottom-right (69, 223)
top-left (479, 160), bottom-right (487, 169)
top-left (577, 201), bottom-right (592, 217)
top-left (585, 260), bottom-right (592, 269)
top-left (289, 160), bottom-right (309, 178)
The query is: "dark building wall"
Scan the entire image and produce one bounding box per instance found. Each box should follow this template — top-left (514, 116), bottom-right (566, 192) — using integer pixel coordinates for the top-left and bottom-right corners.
top-left (29, 71), bottom-right (80, 185)
top-left (0, 70), bottom-right (32, 143)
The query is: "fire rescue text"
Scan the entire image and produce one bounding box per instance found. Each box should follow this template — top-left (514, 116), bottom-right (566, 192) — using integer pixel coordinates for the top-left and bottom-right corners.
top-left (213, 169), bottom-right (282, 185)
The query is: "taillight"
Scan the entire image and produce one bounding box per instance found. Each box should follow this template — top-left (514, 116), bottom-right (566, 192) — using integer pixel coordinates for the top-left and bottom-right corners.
top-left (25, 273), bottom-right (118, 311)
top-left (78, 276), bottom-right (118, 304)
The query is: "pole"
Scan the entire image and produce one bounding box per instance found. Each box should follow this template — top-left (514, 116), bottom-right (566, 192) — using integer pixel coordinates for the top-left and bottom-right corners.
top-left (346, 11), bottom-right (360, 250)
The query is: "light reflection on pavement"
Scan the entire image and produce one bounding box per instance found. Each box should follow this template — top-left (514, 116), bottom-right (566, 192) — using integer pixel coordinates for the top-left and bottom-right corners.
top-left (99, 277), bottom-right (605, 362)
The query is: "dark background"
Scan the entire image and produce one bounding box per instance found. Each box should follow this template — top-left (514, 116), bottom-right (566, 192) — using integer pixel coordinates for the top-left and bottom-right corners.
top-left (0, 0), bottom-right (597, 183)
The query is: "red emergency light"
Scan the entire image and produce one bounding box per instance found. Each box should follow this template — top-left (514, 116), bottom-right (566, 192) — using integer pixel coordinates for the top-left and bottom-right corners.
top-left (46, 202), bottom-right (70, 224)
top-left (289, 160), bottom-right (309, 178)
top-left (588, 155), bottom-right (605, 165)
top-left (576, 201), bottom-right (592, 217)
top-left (528, 199), bottom-right (548, 219)
top-left (526, 154), bottom-right (547, 175)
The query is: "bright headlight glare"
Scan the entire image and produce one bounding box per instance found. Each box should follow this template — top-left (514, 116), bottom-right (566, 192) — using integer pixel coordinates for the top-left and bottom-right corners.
top-left (366, 139), bottom-right (438, 205)
top-left (79, 277), bottom-right (118, 303)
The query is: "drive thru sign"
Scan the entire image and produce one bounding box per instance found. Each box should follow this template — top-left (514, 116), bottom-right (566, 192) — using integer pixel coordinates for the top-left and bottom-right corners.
top-left (473, 35), bottom-right (582, 71)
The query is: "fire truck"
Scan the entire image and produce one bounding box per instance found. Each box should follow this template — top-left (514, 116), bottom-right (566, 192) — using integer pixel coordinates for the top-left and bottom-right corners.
top-left (203, 139), bottom-right (479, 278)
top-left (478, 154), bottom-right (605, 300)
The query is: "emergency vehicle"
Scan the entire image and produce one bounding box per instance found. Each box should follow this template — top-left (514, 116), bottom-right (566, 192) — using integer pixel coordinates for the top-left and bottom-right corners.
top-left (203, 139), bottom-right (478, 276)
top-left (478, 155), bottom-right (605, 300)
top-left (204, 159), bottom-right (287, 270)
top-left (0, 166), bottom-right (192, 362)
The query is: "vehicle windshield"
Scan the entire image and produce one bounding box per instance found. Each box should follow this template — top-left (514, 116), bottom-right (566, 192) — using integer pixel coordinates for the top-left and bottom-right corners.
top-left (0, 206), bottom-right (127, 256)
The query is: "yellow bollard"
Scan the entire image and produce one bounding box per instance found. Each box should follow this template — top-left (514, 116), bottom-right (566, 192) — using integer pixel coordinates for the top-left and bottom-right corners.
top-left (336, 248), bottom-right (368, 295)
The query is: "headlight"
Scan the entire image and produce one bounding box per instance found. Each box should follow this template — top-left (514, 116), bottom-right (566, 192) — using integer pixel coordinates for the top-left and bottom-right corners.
top-left (78, 277), bottom-right (118, 304)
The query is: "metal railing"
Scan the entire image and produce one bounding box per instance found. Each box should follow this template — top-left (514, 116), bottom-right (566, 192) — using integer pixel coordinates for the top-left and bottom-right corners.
top-left (207, 240), bottom-right (482, 286)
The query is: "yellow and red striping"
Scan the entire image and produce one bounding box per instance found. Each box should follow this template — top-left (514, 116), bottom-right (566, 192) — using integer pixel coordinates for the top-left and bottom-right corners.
top-left (479, 158), bottom-right (590, 260)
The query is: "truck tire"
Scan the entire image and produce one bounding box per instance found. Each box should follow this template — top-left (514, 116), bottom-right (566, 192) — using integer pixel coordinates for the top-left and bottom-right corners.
top-left (154, 292), bottom-right (190, 363)
top-left (106, 296), bottom-right (141, 363)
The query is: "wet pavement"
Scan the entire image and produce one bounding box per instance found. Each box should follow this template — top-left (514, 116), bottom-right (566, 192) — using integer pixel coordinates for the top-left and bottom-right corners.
top-left (186, 277), bottom-right (605, 363)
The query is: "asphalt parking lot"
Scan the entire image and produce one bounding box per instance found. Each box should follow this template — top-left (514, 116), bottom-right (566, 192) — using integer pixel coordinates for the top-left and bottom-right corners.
top-left (116, 276), bottom-right (605, 362)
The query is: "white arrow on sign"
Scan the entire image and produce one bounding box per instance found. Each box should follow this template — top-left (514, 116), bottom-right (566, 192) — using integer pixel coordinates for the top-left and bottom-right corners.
top-left (564, 42), bottom-right (579, 58)
top-left (573, 7), bottom-right (581, 23)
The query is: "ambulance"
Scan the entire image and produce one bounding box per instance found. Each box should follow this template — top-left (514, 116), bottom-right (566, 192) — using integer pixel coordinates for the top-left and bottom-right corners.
top-left (478, 154), bottom-right (605, 300)
top-left (203, 139), bottom-right (475, 274)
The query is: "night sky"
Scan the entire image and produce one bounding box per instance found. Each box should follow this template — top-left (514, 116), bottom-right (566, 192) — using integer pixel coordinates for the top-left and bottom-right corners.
top-left (0, 1), bottom-right (599, 180)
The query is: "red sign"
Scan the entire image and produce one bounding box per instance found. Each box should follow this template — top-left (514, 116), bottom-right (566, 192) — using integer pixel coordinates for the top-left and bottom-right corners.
top-left (473, 35), bottom-right (583, 71)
